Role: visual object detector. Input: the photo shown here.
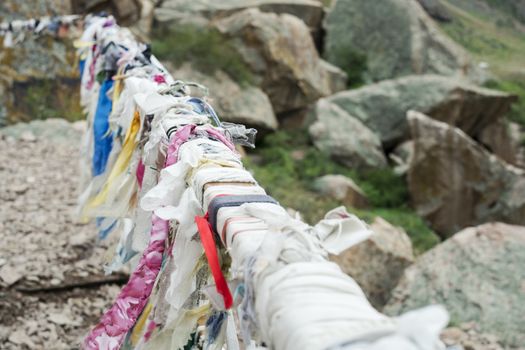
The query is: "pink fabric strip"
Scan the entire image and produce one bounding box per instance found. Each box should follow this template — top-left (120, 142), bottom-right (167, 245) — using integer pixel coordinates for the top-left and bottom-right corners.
top-left (136, 160), bottom-right (145, 188)
top-left (84, 215), bottom-right (168, 350)
top-left (86, 45), bottom-right (98, 90)
top-left (165, 124), bottom-right (196, 166)
top-left (83, 124), bottom-right (197, 349)
top-left (205, 127), bottom-right (236, 152)
top-left (164, 125), bottom-right (236, 166)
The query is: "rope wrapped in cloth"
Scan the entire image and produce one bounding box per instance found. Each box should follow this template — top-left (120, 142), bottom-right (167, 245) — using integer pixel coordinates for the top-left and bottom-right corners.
top-left (74, 14), bottom-right (450, 350)
top-left (157, 120), bottom-right (449, 350)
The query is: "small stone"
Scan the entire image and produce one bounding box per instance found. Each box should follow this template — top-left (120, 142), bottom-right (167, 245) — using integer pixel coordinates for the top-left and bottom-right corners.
top-left (0, 265), bottom-right (23, 286)
top-left (24, 320), bottom-right (39, 335)
top-left (11, 184), bottom-right (29, 195)
top-left (50, 278), bottom-right (62, 286)
top-left (290, 150), bottom-right (306, 161)
top-left (8, 329), bottom-right (36, 348)
top-left (69, 231), bottom-right (91, 246)
top-left (314, 174), bottom-right (369, 209)
top-left (20, 131), bottom-right (37, 142)
top-left (48, 312), bottom-right (75, 325)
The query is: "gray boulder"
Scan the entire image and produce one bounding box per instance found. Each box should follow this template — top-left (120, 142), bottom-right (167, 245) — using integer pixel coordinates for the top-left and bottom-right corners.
top-left (323, 0), bottom-right (473, 82)
top-left (478, 120), bottom-right (522, 167)
top-left (169, 63), bottom-right (278, 130)
top-left (416, 0), bottom-right (451, 22)
top-left (407, 111), bottom-right (525, 237)
top-left (215, 8), bottom-right (345, 114)
top-left (331, 217), bottom-right (414, 309)
top-left (309, 99), bottom-right (387, 170)
top-left (155, 0), bottom-right (325, 43)
top-left (313, 174), bottom-right (368, 209)
top-left (72, 0), bottom-right (141, 23)
top-left (385, 222), bottom-right (525, 348)
top-left (325, 75), bottom-right (516, 148)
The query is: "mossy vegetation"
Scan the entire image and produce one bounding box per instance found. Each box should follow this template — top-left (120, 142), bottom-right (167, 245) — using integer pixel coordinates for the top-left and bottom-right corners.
top-left (324, 45), bottom-right (367, 88)
top-left (152, 23), bottom-right (254, 86)
top-left (245, 130), bottom-right (439, 253)
top-left (9, 78), bottom-right (84, 124)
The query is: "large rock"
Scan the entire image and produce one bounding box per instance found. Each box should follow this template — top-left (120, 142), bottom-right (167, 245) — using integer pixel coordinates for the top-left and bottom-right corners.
top-left (385, 222), bottom-right (525, 348)
top-left (313, 174), bottom-right (368, 209)
top-left (71, 0), bottom-right (154, 36)
top-left (155, 0), bottom-right (325, 43)
top-left (407, 111), bottom-right (525, 237)
top-left (416, 0), bottom-right (451, 22)
top-left (331, 217), bottom-right (414, 309)
top-left (72, 0), bottom-right (138, 22)
top-left (169, 63), bottom-right (278, 130)
top-left (325, 75), bottom-right (516, 148)
top-left (308, 98), bottom-right (387, 170)
top-left (323, 0), bottom-right (474, 82)
top-left (478, 120), bottom-right (521, 167)
top-left (0, 1), bottom-right (80, 126)
top-left (214, 8), bottom-right (345, 114)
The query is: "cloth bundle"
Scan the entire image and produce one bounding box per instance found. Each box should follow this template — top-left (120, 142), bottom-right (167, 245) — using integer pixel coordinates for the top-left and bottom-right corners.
top-left (76, 15), bottom-right (449, 350)
top-left (0, 14), bottom-right (81, 47)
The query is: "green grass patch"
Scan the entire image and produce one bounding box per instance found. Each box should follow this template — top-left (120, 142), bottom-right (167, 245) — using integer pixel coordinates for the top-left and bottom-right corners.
top-left (349, 208), bottom-right (441, 254)
top-left (324, 45), bottom-right (367, 88)
top-left (254, 130), bottom-right (408, 208)
top-left (245, 130), bottom-right (439, 253)
top-left (152, 23), bottom-right (254, 86)
top-left (440, 0), bottom-right (525, 78)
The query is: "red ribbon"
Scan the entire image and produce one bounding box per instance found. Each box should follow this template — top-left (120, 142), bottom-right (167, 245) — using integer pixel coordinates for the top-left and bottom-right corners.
top-left (195, 213), bottom-right (233, 309)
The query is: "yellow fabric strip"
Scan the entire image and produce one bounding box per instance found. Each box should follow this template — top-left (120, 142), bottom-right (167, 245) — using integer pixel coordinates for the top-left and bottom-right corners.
top-left (112, 65), bottom-right (126, 106)
top-left (130, 302), bottom-right (153, 346)
top-left (85, 110), bottom-right (141, 211)
top-left (73, 40), bottom-right (94, 48)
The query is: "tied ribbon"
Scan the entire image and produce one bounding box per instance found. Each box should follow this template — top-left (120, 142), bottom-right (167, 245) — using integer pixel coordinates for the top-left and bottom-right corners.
top-left (195, 213), bottom-right (233, 309)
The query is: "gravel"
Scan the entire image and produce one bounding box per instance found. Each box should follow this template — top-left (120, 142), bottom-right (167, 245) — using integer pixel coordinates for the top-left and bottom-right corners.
top-left (0, 120), bottom-right (122, 349)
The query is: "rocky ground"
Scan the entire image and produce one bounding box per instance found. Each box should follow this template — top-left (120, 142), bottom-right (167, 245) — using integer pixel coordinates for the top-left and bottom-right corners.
top-left (0, 120), bottom-right (122, 349)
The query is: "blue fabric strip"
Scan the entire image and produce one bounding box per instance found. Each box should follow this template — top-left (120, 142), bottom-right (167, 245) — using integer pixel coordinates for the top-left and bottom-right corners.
top-left (96, 217), bottom-right (118, 240)
top-left (79, 59), bottom-right (86, 77)
top-left (92, 78), bottom-right (114, 176)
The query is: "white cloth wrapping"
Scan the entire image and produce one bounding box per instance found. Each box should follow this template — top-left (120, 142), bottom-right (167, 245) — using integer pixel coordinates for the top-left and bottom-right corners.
top-left (202, 185), bottom-right (266, 212)
top-left (314, 206), bottom-right (373, 255)
top-left (140, 142), bottom-right (200, 214)
top-left (109, 76), bottom-right (158, 133)
top-left (192, 167), bottom-right (256, 205)
top-left (206, 200), bottom-right (448, 350)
